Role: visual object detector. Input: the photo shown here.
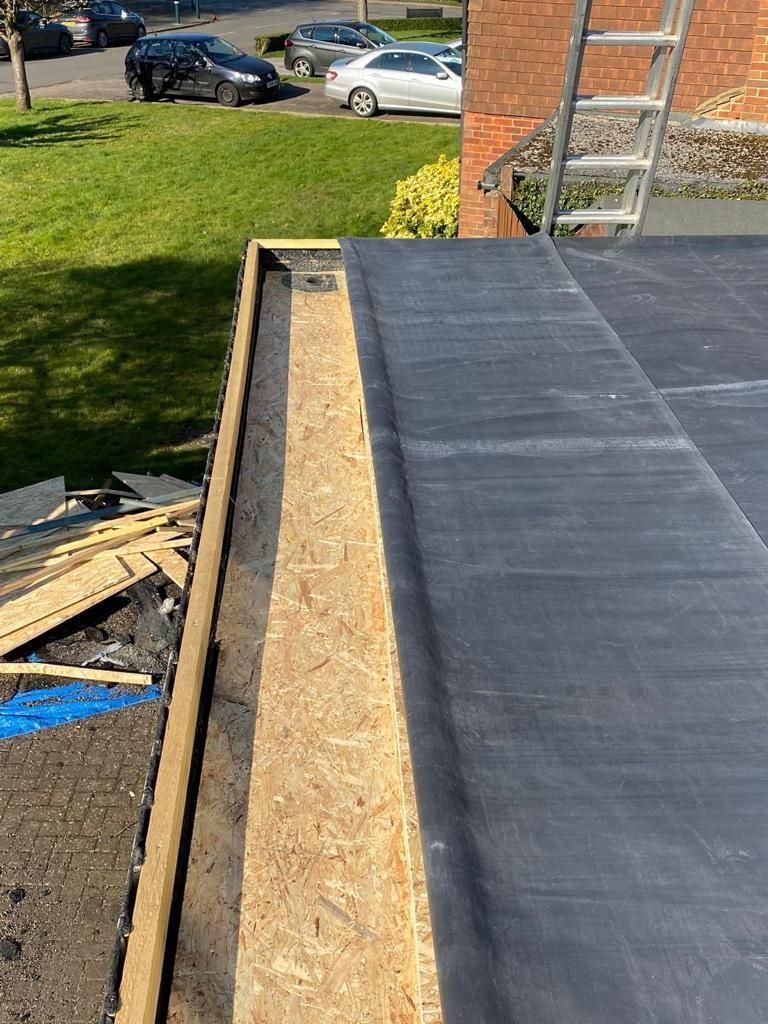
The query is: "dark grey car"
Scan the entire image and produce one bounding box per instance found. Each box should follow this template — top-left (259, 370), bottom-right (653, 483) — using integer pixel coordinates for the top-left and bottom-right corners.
top-left (125, 34), bottom-right (280, 107)
top-left (0, 10), bottom-right (73, 57)
top-left (284, 20), bottom-right (394, 78)
top-left (58, 1), bottom-right (145, 49)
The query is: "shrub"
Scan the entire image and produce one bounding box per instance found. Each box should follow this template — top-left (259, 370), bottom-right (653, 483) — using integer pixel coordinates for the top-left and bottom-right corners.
top-left (255, 32), bottom-right (286, 56)
top-left (382, 154), bottom-right (460, 238)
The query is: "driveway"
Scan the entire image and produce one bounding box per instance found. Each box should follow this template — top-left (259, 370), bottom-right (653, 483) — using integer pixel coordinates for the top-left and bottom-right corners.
top-left (12, 71), bottom-right (458, 124)
top-left (0, 0), bottom-right (456, 121)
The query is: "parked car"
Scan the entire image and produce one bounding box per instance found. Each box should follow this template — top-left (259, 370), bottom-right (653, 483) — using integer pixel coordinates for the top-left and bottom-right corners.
top-left (284, 20), bottom-right (395, 78)
top-left (324, 42), bottom-right (462, 117)
top-left (0, 10), bottom-right (73, 57)
top-left (125, 34), bottom-right (280, 107)
top-left (447, 36), bottom-right (463, 51)
top-left (57, 1), bottom-right (145, 48)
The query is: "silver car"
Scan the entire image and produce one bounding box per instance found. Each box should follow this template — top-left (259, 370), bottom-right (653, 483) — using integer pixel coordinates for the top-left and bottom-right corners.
top-left (324, 41), bottom-right (462, 118)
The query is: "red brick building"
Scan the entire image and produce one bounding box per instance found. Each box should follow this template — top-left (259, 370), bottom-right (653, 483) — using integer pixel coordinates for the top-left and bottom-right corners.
top-left (460, 0), bottom-right (768, 236)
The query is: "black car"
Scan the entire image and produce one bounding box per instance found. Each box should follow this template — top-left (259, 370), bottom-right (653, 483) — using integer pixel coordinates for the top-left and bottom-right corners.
top-left (284, 20), bottom-right (395, 78)
top-left (57, 1), bottom-right (145, 48)
top-left (125, 34), bottom-right (280, 107)
top-left (0, 10), bottom-right (73, 57)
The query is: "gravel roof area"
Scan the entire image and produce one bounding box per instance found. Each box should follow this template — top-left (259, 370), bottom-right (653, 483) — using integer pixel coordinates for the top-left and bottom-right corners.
top-left (509, 115), bottom-right (768, 185)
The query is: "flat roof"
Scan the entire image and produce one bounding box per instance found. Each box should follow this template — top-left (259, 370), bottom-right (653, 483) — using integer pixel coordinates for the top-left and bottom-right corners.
top-left (342, 233), bottom-right (768, 1024)
top-left (115, 235), bottom-right (768, 1024)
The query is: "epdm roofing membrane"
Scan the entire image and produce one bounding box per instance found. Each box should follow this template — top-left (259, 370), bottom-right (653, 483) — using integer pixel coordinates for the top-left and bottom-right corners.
top-left (341, 234), bottom-right (768, 1024)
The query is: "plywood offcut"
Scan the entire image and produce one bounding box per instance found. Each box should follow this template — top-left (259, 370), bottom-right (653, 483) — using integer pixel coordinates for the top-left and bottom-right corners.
top-left (0, 553), bottom-right (156, 656)
top-left (0, 476), bottom-right (67, 527)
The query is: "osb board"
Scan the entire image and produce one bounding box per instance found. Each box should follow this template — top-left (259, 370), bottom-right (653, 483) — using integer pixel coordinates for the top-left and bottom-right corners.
top-left (0, 476), bottom-right (67, 527)
top-left (168, 271), bottom-right (435, 1023)
top-left (360, 414), bottom-right (442, 1024)
top-left (0, 554), bottom-right (135, 632)
top-left (0, 553), bottom-right (155, 656)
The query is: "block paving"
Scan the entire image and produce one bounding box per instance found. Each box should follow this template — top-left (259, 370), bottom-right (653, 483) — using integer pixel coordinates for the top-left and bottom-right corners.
top-left (0, 702), bottom-right (157, 1023)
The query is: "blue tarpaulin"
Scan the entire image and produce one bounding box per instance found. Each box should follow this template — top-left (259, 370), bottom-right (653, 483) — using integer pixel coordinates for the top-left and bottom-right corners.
top-left (0, 680), bottom-right (161, 741)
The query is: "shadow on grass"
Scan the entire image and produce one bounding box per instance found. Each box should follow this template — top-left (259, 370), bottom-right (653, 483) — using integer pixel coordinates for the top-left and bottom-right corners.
top-left (0, 253), bottom-right (241, 490)
top-left (0, 106), bottom-right (140, 148)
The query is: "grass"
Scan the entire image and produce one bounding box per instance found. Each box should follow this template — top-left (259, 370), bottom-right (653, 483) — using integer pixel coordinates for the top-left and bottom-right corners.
top-left (0, 99), bottom-right (458, 492)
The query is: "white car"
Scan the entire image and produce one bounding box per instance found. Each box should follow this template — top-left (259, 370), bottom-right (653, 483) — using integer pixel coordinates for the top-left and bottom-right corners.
top-left (324, 41), bottom-right (462, 117)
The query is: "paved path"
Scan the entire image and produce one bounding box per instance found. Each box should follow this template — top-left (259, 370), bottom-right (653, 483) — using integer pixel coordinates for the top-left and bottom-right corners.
top-left (0, 703), bottom-right (157, 1024)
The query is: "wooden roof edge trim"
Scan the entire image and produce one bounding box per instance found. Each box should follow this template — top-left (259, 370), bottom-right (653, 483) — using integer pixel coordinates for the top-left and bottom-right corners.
top-left (114, 240), bottom-right (261, 1024)
top-left (254, 238), bottom-right (341, 250)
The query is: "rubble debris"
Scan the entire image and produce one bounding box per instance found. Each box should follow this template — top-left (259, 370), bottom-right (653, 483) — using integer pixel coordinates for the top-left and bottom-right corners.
top-left (0, 471), bottom-right (198, 736)
top-left (84, 626), bottom-right (108, 642)
top-left (0, 937), bottom-right (22, 961)
top-left (7, 888), bottom-right (26, 906)
top-left (0, 474), bottom-right (199, 659)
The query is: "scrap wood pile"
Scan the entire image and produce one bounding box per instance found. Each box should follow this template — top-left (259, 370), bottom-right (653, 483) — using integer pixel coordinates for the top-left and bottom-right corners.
top-left (0, 472), bottom-right (200, 687)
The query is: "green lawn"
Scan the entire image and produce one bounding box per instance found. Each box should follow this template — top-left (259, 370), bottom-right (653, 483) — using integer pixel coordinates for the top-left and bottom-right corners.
top-left (0, 100), bottom-right (457, 492)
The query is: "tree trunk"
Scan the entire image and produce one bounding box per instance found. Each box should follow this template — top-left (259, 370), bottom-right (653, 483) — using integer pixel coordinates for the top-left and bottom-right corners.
top-left (357, 0), bottom-right (369, 20)
top-left (8, 31), bottom-right (31, 112)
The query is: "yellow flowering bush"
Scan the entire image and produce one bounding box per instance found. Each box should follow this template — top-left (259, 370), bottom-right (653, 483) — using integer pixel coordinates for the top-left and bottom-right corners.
top-left (381, 154), bottom-right (460, 239)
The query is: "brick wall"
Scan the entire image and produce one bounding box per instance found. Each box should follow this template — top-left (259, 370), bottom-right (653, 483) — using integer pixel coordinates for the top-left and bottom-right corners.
top-left (460, 0), bottom-right (766, 236)
top-left (465, 0), bottom-right (760, 119)
top-left (460, 111), bottom-right (540, 235)
top-left (743, 0), bottom-right (768, 117)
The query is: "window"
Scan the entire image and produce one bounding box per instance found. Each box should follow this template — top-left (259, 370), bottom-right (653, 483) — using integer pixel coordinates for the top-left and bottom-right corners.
top-left (367, 51), bottom-right (409, 72)
top-left (337, 27), bottom-right (364, 47)
top-left (312, 25), bottom-right (336, 43)
top-left (358, 23), bottom-right (395, 45)
top-left (174, 40), bottom-right (198, 61)
top-left (107, 2), bottom-right (125, 13)
top-left (298, 25), bottom-right (314, 39)
top-left (408, 53), bottom-right (442, 77)
top-left (144, 38), bottom-right (174, 60)
top-left (197, 36), bottom-right (246, 61)
top-left (435, 47), bottom-right (462, 74)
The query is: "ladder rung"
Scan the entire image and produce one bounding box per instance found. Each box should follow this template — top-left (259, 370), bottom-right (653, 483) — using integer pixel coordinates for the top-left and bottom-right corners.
top-left (563, 154), bottom-right (651, 171)
top-left (553, 209), bottom-right (641, 225)
top-left (574, 95), bottom-right (664, 112)
top-left (584, 30), bottom-right (679, 46)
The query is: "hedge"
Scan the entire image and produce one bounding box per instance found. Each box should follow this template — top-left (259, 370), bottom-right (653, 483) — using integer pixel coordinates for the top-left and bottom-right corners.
top-left (375, 17), bottom-right (462, 33)
top-left (255, 32), bottom-right (289, 56)
top-left (255, 18), bottom-right (461, 56)
top-left (512, 175), bottom-right (768, 236)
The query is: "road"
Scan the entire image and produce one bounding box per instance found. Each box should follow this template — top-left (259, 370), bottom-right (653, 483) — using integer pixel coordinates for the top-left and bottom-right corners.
top-left (0, 0), bottom-right (454, 118)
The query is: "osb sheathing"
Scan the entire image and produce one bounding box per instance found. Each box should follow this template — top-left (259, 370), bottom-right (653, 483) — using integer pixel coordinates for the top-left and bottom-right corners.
top-left (168, 271), bottom-right (440, 1024)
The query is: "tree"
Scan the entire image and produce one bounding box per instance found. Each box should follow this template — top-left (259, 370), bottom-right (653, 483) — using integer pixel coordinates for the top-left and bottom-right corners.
top-left (0, 0), bottom-right (33, 112)
top-left (357, 0), bottom-right (368, 21)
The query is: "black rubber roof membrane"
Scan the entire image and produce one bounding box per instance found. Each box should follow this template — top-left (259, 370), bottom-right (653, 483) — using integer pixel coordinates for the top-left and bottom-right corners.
top-left (341, 234), bottom-right (768, 1024)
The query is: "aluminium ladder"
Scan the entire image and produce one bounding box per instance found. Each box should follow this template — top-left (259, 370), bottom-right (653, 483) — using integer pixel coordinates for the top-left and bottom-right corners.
top-left (541, 0), bottom-right (696, 236)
